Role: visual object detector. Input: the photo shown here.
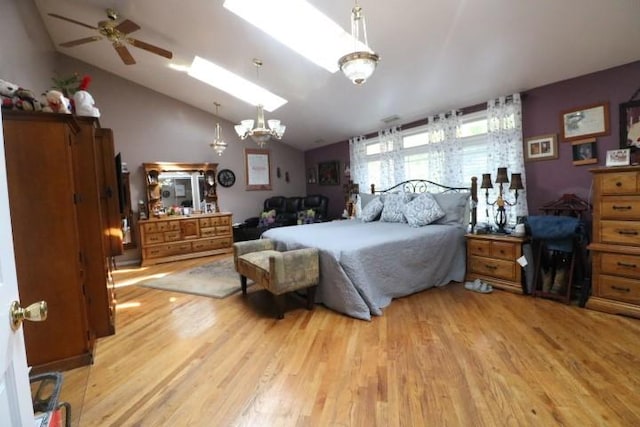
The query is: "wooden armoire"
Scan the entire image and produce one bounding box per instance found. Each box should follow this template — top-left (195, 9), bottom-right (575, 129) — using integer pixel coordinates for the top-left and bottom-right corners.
top-left (2, 110), bottom-right (122, 373)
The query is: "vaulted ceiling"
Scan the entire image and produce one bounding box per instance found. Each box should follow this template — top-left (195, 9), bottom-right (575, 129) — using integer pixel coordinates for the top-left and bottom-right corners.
top-left (34, 0), bottom-right (640, 151)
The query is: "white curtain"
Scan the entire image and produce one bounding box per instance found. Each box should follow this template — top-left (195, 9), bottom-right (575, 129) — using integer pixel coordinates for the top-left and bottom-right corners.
top-left (349, 135), bottom-right (368, 191)
top-left (422, 111), bottom-right (464, 186)
top-left (486, 94), bottom-right (528, 222)
top-left (377, 126), bottom-right (404, 190)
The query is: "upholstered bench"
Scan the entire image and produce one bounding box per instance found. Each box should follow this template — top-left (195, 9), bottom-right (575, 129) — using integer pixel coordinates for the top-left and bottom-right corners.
top-left (232, 239), bottom-right (319, 319)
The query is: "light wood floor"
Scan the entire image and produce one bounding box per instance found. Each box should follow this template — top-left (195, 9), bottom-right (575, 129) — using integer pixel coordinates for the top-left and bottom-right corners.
top-left (59, 254), bottom-right (640, 426)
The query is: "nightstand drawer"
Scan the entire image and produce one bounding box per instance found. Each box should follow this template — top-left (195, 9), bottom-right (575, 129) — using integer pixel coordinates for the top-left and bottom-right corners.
top-left (469, 256), bottom-right (516, 281)
top-left (597, 274), bottom-right (640, 304)
top-left (468, 239), bottom-right (491, 256)
top-left (491, 241), bottom-right (517, 260)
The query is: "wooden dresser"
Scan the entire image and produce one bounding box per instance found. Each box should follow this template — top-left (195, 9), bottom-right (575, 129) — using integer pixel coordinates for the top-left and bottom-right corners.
top-left (139, 213), bottom-right (233, 265)
top-left (587, 166), bottom-right (640, 318)
top-left (465, 234), bottom-right (527, 294)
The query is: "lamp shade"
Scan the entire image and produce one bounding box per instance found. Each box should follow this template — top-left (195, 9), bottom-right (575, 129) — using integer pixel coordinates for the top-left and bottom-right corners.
top-left (509, 173), bottom-right (524, 190)
top-left (480, 173), bottom-right (493, 189)
top-left (495, 167), bottom-right (509, 184)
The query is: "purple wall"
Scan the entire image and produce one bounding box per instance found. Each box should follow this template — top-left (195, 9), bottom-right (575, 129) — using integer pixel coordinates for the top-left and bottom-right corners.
top-left (305, 141), bottom-right (350, 219)
top-left (522, 60), bottom-right (640, 214)
top-left (306, 60), bottom-right (640, 219)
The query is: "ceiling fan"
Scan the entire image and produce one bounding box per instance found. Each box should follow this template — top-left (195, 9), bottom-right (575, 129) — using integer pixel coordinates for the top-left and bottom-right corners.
top-left (48, 8), bottom-right (173, 65)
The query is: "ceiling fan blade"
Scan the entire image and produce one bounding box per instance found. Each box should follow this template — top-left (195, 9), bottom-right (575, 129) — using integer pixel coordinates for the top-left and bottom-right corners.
top-left (48, 13), bottom-right (98, 30)
top-left (113, 43), bottom-right (136, 65)
top-left (114, 19), bottom-right (140, 35)
top-left (60, 36), bottom-right (102, 47)
top-left (127, 38), bottom-right (173, 59)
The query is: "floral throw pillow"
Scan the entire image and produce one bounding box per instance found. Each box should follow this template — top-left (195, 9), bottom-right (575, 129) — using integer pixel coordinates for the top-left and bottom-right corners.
top-left (360, 197), bottom-right (384, 222)
top-left (258, 209), bottom-right (277, 227)
top-left (380, 192), bottom-right (412, 223)
top-left (297, 209), bottom-right (316, 224)
top-left (403, 193), bottom-right (445, 227)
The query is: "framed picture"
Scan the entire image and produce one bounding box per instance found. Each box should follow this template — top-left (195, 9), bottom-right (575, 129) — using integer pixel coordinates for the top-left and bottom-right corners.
top-left (318, 160), bottom-right (340, 185)
top-left (560, 102), bottom-right (610, 142)
top-left (605, 148), bottom-right (631, 167)
top-left (571, 138), bottom-right (597, 166)
top-left (619, 100), bottom-right (640, 154)
top-left (306, 167), bottom-right (317, 184)
top-left (244, 148), bottom-right (272, 191)
top-left (524, 134), bottom-right (558, 162)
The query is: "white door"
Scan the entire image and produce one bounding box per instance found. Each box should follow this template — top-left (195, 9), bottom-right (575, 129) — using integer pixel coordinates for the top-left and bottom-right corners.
top-left (0, 110), bottom-right (35, 424)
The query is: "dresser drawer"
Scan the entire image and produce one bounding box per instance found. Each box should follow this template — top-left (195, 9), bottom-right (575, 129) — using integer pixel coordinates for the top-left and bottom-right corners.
top-left (200, 227), bottom-right (217, 237)
top-left (599, 253), bottom-right (640, 278)
top-left (141, 223), bottom-right (159, 234)
top-left (143, 233), bottom-right (164, 245)
top-left (156, 221), bottom-right (180, 232)
top-left (163, 230), bottom-right (181, 242)
top-left (165, 242), bottom-right (192, 255)
top-left (600, 171), bottom-right (639, 194)
top-left (600, 220), bottom-right (640, 246)
top-left (597, 274), bottom-right (640, 304)
top-left (600, 196), bottom-right (640, 220)
top-left (199, 217), bottom-right (213, 228)
top-left (215, 225), bottom-right (231, 235)
top-left (469, 256), bottom-right (516, 281)
top-left (192, 237), bottom-right (232, 251)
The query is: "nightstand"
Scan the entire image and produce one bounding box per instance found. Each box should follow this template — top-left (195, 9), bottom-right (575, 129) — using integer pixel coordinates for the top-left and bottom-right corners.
top-left (465, 233), bottom-right (528, 294)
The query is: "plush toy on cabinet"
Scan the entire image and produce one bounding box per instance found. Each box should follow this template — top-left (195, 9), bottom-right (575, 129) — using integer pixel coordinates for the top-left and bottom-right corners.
top-left (41, 89), bottom-right (71, 114)
top-left (0, 78), bottom-right (18, 109)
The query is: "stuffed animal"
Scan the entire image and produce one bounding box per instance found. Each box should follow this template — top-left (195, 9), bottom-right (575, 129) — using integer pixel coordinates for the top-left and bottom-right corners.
top-left (0, 78), bottom-right (19, 110)
top-left (72, 75), bottom-right (99, 117)
top-left (41, 90), bottom-right (71, 114)
top-left (12, 87), bottom-right (42, 111)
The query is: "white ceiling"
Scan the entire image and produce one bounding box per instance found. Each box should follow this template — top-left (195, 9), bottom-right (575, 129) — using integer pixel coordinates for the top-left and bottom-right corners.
top-left (33, 0), bottom-right (640, 151)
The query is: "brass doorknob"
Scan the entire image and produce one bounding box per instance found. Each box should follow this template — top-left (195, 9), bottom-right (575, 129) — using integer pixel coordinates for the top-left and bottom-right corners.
top-left (10, 300), bottom-right (47, 331)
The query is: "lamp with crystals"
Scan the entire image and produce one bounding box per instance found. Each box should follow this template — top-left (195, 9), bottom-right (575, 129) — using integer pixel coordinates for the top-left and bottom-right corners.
top-left (210, 102), bottom-right (227, 156)
top-left (480, 167), bottom-right (525, 234)
top-left (338, 0), bottom-right (380, 85)
top-left (234, 60), bottom-right (286, 147)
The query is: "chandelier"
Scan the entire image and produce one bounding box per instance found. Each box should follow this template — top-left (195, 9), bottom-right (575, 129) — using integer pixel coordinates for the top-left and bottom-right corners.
top-left (338, 0), bottom-right (380, 85)
top-left (210, 102), bottom-right (227, 156)
top-left (234, 59), bottom-right (286, 147)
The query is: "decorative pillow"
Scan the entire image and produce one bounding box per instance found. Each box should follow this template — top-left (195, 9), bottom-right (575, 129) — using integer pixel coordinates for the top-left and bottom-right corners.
top-left (258, 209), bottom-right (277, 227)
top-left (432, 192), bottom-right (470, 225)
top-left (380, 192), bottom-right (412, 223)
top-left (403, 193), bottom-right (445, 227)
top-left (297, 209), bottom-right (316, 225)
top-left (360, 197), bottom-right (383, 222)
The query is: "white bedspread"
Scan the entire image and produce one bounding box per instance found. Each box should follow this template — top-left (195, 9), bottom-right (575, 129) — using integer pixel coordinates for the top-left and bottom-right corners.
top-left (262, 219), bottom-right (466, 320)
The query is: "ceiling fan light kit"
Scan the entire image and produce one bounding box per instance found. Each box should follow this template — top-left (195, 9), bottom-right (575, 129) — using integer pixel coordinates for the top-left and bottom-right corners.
top-left (338, 0), bottom-right (380, 85)
top-left (48, 9), bottom-right (173, 65)
top-left (234, 60), bottom-right (286, 147)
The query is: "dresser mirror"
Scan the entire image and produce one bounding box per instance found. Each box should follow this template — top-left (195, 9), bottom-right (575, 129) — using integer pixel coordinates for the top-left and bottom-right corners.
top-left (143, 162), bottom-right (218, 215)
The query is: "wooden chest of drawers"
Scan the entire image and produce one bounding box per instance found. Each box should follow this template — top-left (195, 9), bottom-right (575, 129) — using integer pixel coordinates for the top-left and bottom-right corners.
top-left (139, 213), bottom-right (233, 266)
top-left (587, 166), bottom-right (640, 318)
top-left (465, 234), bottom-right (527, 294)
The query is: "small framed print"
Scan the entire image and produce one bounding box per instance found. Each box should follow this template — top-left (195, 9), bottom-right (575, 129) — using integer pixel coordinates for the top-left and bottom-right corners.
top-left (605, 148), bottom-right (631, 167)
top-left (571, 138), bottom-right (597, 166)
top-left (524, 134), bottom-right (558, 162)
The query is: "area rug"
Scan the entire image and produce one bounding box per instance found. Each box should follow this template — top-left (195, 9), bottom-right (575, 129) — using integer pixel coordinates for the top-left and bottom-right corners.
top-left (140, 257), bottom-right (253, 298)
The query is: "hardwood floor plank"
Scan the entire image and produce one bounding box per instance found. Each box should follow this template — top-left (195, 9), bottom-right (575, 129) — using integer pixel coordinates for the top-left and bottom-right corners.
top-left (58, 255), bottom-right (640, 426)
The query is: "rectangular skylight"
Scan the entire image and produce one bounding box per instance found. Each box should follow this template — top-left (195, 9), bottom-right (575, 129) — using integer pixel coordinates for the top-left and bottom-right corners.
top-left (223, 0), bottom-right (370, 73)
top-left (188, 56), bottom-right (287, 112)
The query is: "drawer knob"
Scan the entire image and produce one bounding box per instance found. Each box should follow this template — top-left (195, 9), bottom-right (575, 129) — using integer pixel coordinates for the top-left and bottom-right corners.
top-left (616, 182), bottom-right (622, 187)
top-left (611, 285), bottom-right (630, 293)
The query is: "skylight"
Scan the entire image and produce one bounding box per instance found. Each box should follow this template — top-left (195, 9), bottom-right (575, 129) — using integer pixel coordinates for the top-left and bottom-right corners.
top-left (223, 0), bottom-right (371, 73)
top-left (187, 56), bottom-right (287, 112)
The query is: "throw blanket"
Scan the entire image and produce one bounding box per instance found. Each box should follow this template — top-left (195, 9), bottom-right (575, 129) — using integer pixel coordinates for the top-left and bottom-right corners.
top-left (527, 215), bottom-right (582, 252)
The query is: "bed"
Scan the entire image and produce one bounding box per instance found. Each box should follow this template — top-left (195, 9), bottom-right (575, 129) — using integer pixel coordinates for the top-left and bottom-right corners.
top-left (262, 179), bottom-right (478, 320)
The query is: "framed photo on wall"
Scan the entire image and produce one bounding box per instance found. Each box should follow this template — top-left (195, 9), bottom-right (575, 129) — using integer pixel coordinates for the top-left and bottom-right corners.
top-left (524, 134), bottom-right (558, 162)
top-left (318, 160), bottom-right (340, 185)
top-left (560, 102), bottom-right (610, 142)
top-left (244, 148), bottom-right (272, 191)
top-left (306, 167), bottom-right (317, 184)
top-left (619, 100), bottom-right (640, 156)
top-left (571, 138), bottom-right (597, 166)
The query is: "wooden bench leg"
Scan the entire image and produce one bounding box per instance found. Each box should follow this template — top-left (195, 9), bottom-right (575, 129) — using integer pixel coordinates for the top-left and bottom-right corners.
top-left (274, 294), bottom-right (286, 319)
top-left (240, 275), bottom-right (248, 295)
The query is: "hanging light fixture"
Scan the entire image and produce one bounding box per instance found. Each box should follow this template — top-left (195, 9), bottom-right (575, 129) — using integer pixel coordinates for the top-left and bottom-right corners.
top-left (210, 102), bottom-right (227, 156)
top-left (234, 59), bottom-right (286, 148)
top-left (338, 0), bottom-right (380, 85)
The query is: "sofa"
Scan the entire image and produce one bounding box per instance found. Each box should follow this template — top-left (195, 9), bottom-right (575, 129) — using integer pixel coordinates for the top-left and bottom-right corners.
top-left (235, 194), bottom-right (329, 241)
